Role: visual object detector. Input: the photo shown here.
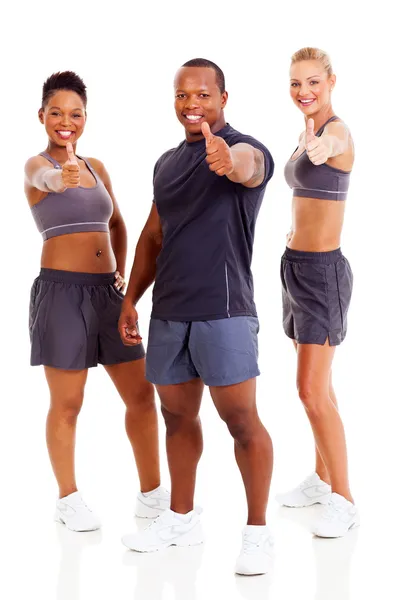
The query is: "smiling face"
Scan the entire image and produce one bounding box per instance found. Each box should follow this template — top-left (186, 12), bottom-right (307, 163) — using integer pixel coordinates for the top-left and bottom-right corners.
top-left (290, 60), bottom-right (336, 116)
top-left (39, 90), bottom-right (86, 147)
top-left (174, 66), bottom-right (228, 141)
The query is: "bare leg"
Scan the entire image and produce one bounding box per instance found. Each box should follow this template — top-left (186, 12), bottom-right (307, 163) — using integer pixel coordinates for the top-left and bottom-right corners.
top-left (104, 358), bottom-right (160, 493)
top-left (315, 371), bottom-right (339, 484)
top-left (44, 367), bottom-right (88, 498)
top-left (297, 342), bottom-right (353, 502)
top-left (293, 341), bottom-right (337, 485)
top-left (210, 378), bottom-right (273, 525)
top-left (156, 379), bottom-right (204, 514)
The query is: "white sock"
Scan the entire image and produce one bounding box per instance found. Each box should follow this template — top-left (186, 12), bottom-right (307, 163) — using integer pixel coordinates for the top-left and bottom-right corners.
top-left (244, 524), bottom-right (269, 532)
top-left (142, 485), bottom-right (161, 497)
top-left (171, 510), bottom-right (193, 524)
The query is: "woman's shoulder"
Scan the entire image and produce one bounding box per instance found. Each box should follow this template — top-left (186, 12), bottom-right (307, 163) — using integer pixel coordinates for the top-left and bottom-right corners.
top-left (25, 153), bottom-right (51, 172)
top-left (24, 154), bottom-right (54, 195)
top-left (84, 156), bottom-right (105, 173)
top-left (84, 157), bottom-right (114, 189)
top-left (324, 118), bottom-right (351, 136)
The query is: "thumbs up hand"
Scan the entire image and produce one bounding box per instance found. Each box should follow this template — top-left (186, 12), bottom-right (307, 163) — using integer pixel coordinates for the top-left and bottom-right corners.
top-left (305, 118), bottom-right (317, 148)
top-left (62, 142), bottom-right (80, 188)
top-left (305, 118), bottom-right (333, 166)
top-left (202, 121), bottom-right (234, 176)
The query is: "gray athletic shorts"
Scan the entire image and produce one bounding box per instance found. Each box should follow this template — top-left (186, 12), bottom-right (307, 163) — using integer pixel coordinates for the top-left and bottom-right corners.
top-left (281, 248), bottom-right (353, 346)
top-left (146, 316), bottom-right (260, 386)
top-left (29, 269), bottom-right (145, 370)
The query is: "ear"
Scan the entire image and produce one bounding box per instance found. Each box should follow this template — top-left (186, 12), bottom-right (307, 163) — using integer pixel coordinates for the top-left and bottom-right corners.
top-left (329, 74), bottom-right (337, 91)
top-left (38, 108), bottom-right (44, 124)
top-left (221, 90), bottom-right (228, 109)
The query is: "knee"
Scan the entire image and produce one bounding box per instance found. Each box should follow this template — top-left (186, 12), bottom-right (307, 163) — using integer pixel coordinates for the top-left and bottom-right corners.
top-left (161, 404), bottom-right (198, 436)
top-left (161, 407), bottom-right (182, 436)
top-left (125, 381), bottom-right (155, 413)
top-left (297, 381), bottom-right (329, 419)
top-left (51, 395), bottom-right (83, 424)
top-left (224, 411), bottom-right (254, 446)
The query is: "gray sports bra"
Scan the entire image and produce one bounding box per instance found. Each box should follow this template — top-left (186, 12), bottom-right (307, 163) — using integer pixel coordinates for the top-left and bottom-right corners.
top-left (31, 153), bottom-right (113, 240)
top-left (284, 116), bottom-right (351, 201)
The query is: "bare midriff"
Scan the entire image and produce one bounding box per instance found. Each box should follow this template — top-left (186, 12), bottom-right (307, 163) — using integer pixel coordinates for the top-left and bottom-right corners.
top-left (41, 231), bottom-right (116, 273)
top-left (288, 196), bottom-right (345, 252)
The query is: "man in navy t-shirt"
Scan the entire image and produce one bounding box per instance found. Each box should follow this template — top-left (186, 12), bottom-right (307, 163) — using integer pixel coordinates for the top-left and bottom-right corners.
top-left (119, 58), bottom-right (275, 575)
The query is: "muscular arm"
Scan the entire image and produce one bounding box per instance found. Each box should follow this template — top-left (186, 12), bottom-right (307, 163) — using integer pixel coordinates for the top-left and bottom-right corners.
top-left (124, 203), bottom-right (163, 306)
top-left (24, 155), bottom-right (65, 194)
top-left (227, 144), bottom-right (266, 188)
top-left (90, 158), bottom-right (127, 277)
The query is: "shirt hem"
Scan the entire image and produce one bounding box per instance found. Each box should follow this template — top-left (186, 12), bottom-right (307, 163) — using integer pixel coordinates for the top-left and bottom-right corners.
top-left (150, 309), bottom-right (257, 322)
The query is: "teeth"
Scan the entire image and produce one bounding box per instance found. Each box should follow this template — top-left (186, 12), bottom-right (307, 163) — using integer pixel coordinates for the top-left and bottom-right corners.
top-left (186, 115), bottom-right (202, 121)
top-left (300, 100), bottom-right (314, 104)
top-left (58, 131), bottom-right (72, 137)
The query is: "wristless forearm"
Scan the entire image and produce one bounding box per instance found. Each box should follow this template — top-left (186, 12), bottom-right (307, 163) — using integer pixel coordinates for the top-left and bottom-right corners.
top-left (124, 236), bottom-right (161, 305)
top-left (228, 147), bottom-right (256, 183)
top-left (110, 222), bottom-right (127, 277)
top-left (42, 169), bottom-right (66, 193)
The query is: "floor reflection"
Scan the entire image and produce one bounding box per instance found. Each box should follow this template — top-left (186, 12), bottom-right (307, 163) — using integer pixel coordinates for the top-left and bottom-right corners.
top-left (55, 523), bottom-right (102, 600)
top-left (278, 505), bottom-right (359, 600)
top-left (234, 571), bottom-right (272, 599)
top-left (313, 530), bottom-right (359, 600)
top-left (123, 543), bottom-right (204, 600)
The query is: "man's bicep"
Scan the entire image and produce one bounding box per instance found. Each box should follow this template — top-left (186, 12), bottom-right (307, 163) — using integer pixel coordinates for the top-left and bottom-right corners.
top-left (243, 147), bottom-right (266, 188)
top-left (234, 143), bottom-right (270, 189)
top-left (144, 202), bottom-right (163, 244)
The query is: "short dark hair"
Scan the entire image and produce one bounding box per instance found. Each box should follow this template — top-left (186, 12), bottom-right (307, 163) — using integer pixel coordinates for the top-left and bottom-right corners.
top-left (182, 58), bottom-right (225, 93)
top-left (42, 71), bottom-right (87, 109)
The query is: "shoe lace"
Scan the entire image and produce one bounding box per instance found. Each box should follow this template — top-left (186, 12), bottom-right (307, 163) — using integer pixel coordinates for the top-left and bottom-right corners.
top-left (74, 498), bottom-right (92, 512)
top-left (62, 495), bottom-right (92, 513)
top-left (152, 487), bottom-right (171, 500)
top-left (242, 532), bottom-right (273, 554)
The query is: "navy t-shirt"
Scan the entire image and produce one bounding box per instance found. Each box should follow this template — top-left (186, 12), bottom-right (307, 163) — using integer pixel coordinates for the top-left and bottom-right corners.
top-left (151, 124), bottom-right (274, 321)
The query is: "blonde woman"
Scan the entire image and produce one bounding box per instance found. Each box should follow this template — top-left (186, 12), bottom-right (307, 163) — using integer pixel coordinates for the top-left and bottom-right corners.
top-left (276, 48), bottom-right (359, 537)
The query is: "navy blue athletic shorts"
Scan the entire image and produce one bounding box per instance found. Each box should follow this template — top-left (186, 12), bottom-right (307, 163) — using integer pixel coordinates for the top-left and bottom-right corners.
top-left (29, 269), bottom-right (145, 370)
top-left (281, 248), bottom-right (353, 346)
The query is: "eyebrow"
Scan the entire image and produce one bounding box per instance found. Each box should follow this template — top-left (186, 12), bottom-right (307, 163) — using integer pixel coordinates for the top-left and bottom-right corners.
top-left (175, 88), bottom-right (210, 93)
top-left (49, 106), bottom-right (83, 111)
top-left (290, 75), bottom-right (321, 81)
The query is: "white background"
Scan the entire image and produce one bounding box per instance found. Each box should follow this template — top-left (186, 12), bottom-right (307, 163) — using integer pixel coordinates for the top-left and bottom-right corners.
top-left (1, 1), bottom-right (399, 598)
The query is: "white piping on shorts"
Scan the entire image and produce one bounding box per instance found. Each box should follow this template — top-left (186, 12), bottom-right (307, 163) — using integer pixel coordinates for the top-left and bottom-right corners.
top-left (41, 222), bottom-right (109, 235)
top-left (225, 262), bottom-right (231, 318)
top-left (294, 187), bottom-right (347, 195)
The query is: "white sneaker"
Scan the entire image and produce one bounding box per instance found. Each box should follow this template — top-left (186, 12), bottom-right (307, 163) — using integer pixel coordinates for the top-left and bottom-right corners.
top-left (122, 508), bottom-right (204, 552)
top-left (135, 486), bottom-right (171, 519)
top-left (55, 491), bottom-right (101, 532)
top-left (235, 525), bottom-right (274, 576)
top-left (312, 492), bottom-right (360, 538)
top-left (276, 473), bottom-right (331, 507)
